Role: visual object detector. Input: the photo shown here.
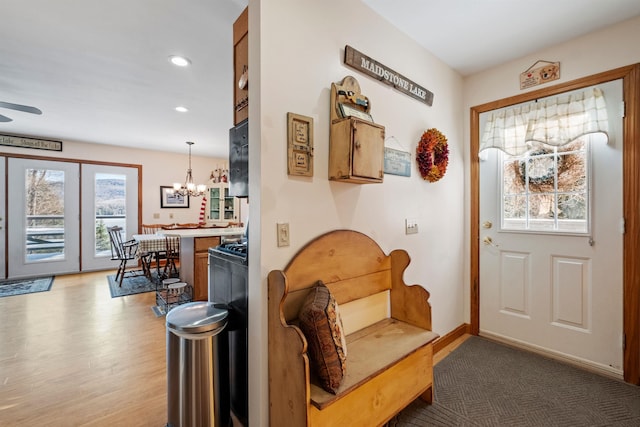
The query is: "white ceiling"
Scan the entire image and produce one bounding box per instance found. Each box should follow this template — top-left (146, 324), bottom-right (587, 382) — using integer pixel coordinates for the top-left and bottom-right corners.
top-left (2, 0), bottom-right (639, 158)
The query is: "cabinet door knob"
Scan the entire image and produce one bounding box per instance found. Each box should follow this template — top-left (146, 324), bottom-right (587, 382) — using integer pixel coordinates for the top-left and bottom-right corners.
top-left (355, 141), bottom-right (361, 149)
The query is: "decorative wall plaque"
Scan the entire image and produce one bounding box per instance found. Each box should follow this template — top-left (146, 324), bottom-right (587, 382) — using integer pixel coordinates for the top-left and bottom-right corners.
top-left (0, 133), bottom-right (62, 152)
top-left (520, 60), bottom-right (560, 89)
top-left (287, 112), bottom-right (314, 177)
top-left (343, 45), bottom-right (434, 106)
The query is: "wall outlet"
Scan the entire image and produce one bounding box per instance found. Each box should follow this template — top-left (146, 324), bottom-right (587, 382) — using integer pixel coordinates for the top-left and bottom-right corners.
top-left (277, 223), bottom-right (290, 247)
top-left (169, 213), bottom-right (174, 219)
top-left (405, 218), bottom-right (419, 235)
top-left (153, 213), bottom-right (160, 219)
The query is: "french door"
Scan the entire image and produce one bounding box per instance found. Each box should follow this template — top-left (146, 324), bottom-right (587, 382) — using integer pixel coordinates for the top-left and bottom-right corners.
top-left (81, 164), bottom-right (139, 271)
top-left (7, 158), bottom-right (80, 278)
top-left (3, 157), bottom-right (139, 279)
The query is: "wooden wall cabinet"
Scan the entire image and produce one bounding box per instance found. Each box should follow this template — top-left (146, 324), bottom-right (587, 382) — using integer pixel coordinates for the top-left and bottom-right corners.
top-left (329, 118), bottom-right (385, 183)
top-left (233, 7), bottom-right (248, 125)
top-left (329, 76), bottom-right (385, 184)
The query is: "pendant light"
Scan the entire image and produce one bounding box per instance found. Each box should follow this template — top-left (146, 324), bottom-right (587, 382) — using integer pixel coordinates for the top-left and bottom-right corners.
top-left (172, 141), bottom-right (207, 197)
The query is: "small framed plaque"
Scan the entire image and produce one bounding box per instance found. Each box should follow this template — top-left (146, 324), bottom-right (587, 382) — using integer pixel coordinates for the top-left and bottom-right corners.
top-left (287, 112), bottom-right (314, 177)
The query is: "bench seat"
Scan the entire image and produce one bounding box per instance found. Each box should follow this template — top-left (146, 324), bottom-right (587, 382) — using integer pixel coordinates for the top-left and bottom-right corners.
top-left (311, 318), bottom-right (439, 409)
top-left (268, 230), bottom-right (438, 427)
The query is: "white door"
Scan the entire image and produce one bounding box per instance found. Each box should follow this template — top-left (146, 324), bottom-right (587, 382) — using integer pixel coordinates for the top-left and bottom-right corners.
top-left (7, 158), bottom-right (80, 278)
top-left (80, 164), bottom-right (139, 271)
top-left (0, 156), bottom-right (5, 280)
top-left (479, 80), bottom-right (623, 376)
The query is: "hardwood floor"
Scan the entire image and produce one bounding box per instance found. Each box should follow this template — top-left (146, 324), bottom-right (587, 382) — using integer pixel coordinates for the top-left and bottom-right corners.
top-left (0, 271), bottom-right (167, 426)
top-left (0, 271), bottom-right (471, 426)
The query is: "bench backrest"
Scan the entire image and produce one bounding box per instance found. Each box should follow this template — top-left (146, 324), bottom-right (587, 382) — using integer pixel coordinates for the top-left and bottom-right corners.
top-left (280, 230), bottom-right (397, 334)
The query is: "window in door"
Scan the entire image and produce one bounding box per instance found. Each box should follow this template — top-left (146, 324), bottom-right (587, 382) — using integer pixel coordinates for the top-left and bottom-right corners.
top-left (501, 138), bottom-right (590, 234)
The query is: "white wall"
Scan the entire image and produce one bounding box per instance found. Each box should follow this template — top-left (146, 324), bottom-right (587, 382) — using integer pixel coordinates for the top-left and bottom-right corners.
top-left (250, 0), bottom-right (465, 424)
top-left (462, 16), bottom-right (640, 323)
top-left (0, 139), bottom-right (231, 226)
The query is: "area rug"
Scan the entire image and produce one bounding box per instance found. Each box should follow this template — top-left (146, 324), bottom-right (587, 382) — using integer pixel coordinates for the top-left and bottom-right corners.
top-left (0, 276), bottom-right (54, 298)
top-left (107, 272), bottom-right (159, 298)
top-left (391, 336), bottom-right (640, 426)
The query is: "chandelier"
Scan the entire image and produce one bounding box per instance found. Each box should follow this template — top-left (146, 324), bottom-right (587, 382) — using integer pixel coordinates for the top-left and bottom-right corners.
top-left (172, 141), bottom-right (207, 197)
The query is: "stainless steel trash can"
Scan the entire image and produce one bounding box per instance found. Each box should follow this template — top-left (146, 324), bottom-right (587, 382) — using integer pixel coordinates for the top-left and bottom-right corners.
top-left (166, 301), bottom-right (229, 427)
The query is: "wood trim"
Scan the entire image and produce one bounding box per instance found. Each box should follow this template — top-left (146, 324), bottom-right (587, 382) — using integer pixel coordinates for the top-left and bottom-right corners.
top-left (433, 323), bottom-right (470, 354)
top-left (622, 64), bottom-right (640, 384)
top-left (469, 64), bottom-right (640, 384)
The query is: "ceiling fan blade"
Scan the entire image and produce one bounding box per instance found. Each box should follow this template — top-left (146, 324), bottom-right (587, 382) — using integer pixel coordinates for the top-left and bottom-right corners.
top-left (0, 101), bottom-right (42, 115)
top-left (0, 114), bottom-right (13, 122)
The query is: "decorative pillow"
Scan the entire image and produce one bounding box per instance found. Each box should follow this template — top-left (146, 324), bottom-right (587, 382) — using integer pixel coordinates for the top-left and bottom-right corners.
top-left (297, 281), bottom-right (347, 394)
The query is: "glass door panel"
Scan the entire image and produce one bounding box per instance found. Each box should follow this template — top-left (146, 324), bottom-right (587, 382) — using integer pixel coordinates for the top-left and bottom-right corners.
top-left (7, 158), bottom-right (80, 278)
top-left (81, 164), bottom-right (139, 271)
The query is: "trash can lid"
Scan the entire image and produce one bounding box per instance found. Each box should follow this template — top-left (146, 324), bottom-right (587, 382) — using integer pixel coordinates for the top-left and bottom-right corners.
top-left (166, 301), bottom-right (228, 335)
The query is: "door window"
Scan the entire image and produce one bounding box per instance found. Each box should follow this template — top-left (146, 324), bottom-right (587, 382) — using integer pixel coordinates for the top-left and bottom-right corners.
top-left (501, 138), bottom-right (590, 234)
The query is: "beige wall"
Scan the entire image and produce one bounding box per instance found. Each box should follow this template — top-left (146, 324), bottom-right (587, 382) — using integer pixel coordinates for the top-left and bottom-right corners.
top-left (1, 139), bottom-right (233, 226)
top-left (250, 0), bottom-right (466, 424)
top-left (462, 15), bottom-right (640, 324)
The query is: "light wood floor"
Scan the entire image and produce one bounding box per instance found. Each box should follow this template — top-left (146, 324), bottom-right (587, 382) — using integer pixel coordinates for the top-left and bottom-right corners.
top-left (0, 271), bottom-right (470, 426)
top-left (0, 271), bottom-right (167, 426)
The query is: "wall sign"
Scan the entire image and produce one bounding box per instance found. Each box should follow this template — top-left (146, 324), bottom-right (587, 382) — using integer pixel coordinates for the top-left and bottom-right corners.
top-left (344, 45), bottom-right (434, 106)
top-left (0, 133), bottom-right (62, 152)
top-left (520, 60), bottom-right (560, 90)
top-left (384, 147), bottom-right (411, 177)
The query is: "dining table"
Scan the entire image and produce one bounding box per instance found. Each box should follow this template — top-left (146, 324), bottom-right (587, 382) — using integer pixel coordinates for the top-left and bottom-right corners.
top-left (132, 234), bottom-right (180, 281)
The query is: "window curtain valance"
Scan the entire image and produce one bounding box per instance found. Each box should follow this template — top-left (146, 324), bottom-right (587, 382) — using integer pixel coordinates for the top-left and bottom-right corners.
top-left (480, 87), bottom-right (609, 155)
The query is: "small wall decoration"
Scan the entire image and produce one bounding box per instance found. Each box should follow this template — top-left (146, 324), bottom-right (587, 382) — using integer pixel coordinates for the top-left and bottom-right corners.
top-left (384, 147), bottom-right (411, 177)
top-left (160, 186), bottom-right (190, 208)
top-left (520, 60), bottom-right (560, 90)
top-left (287, 112), bottom-right (314, 177)
top-left (416, 128), bottom-right (449, 183)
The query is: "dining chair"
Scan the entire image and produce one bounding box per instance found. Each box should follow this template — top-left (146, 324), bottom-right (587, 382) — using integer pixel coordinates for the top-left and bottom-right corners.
top-left (163, 235), bottom-right (180, 278)
top-left (142, 223), bottom-right (171, 234)
top-left (107, 226), bottom-right (145, 286)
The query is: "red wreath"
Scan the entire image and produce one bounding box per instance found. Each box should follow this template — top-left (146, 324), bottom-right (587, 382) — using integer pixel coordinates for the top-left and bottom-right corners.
top-left (416, 128), bottom-right (449, 182)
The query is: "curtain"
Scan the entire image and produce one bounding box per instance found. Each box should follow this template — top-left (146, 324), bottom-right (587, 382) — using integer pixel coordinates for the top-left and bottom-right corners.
top-left (480, 87), bottom-right (609, 155)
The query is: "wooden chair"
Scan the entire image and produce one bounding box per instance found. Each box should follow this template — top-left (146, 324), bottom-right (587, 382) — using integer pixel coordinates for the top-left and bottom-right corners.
top-left (107, 226), bottom-right (144, 286)
top-left (142, 223), bottom-right (171, 234)
top-left (163, 235), bottom-right (180, 278)
top-left (176, 223), bottom-right (201, 229)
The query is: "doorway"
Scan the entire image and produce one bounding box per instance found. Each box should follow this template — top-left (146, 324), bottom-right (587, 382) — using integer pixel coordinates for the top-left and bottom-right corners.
top-left (479, 80), bottom-right (623, 376)
top-left (470, 64), bottom-right (640, 384)
top-left (1, 155), bottom-right (141, 279)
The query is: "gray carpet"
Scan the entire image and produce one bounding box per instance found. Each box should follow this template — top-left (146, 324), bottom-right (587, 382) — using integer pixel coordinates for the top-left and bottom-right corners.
top-left (391, 336), bottom-right (640, 426)
top-left (0, 276), bottom-right (54, 297)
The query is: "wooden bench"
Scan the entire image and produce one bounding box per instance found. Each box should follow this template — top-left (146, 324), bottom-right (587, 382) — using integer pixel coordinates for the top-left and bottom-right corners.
top-left (268, 230), bottom-right (439, 426)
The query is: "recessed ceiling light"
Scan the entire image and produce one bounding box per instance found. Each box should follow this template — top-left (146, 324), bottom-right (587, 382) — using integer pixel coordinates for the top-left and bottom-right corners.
top-left (169, 55), bottom-right (191, 67)
top-left (175, 106), bottom-right (189, 113)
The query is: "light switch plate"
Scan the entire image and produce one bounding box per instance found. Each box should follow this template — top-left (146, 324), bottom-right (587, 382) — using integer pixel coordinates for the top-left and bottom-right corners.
top-left (277, 223), bottom-right (290, 247)
top-left (405, 218), bottom-right (419, 234)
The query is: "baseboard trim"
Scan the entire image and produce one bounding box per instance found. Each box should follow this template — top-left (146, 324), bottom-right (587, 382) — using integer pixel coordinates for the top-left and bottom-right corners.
top-left (479, 330), bottom-right (624, 381)
top-left (433, 323), bottom-right (470, 354)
